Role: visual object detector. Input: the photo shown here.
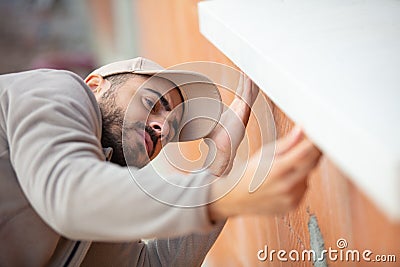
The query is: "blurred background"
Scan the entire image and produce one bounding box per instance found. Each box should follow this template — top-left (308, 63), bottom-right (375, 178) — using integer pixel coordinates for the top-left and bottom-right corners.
top-left (0, 0), bottom-right (233, 77)
top-left (1, 1), bottom-right (398, 266)
top-left (0, 0), bottom-right (138, 77)
top-left (0, 0), bottom-right (229, 76)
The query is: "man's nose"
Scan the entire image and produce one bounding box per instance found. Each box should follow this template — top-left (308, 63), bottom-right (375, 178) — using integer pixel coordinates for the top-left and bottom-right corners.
top-left (149, 118), bottom-right (170, 139)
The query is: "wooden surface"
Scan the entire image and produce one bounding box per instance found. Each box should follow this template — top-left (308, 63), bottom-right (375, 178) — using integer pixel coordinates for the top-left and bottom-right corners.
top-left (129, 1), bottom-right (400, 266)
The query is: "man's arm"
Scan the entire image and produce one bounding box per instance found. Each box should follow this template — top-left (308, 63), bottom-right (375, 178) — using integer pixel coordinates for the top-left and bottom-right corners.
top-left (204, 74), bottom-right (321, 221)
top-left (4, 69), bottom-right (320, 243)
top-left (4, 70), bottom-right (216, 241)
top-left (205, 74), bottom-right (259, 176)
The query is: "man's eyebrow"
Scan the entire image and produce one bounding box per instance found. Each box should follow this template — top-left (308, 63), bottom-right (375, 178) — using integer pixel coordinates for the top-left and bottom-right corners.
top-left (143, 88), bottom-right (171, 111)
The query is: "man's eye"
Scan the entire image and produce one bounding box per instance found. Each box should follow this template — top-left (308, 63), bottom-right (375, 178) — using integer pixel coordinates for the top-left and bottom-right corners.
top-left (143, 97), bottom-right (155, 111)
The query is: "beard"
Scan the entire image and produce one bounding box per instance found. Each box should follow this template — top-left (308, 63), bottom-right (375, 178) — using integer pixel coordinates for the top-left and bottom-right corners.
top-left (98, 98), bottom-right (158, 168)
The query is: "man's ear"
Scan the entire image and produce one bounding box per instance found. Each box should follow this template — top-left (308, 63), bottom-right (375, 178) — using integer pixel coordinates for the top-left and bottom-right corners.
top-left (85, 74), bottom-right (110, 94)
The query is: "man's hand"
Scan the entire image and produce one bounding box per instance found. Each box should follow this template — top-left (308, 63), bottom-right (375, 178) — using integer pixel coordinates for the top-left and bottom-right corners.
top-left (208, 128), bottom-right (322, 221)
top-left (205, 74), bottom-right (259, 176)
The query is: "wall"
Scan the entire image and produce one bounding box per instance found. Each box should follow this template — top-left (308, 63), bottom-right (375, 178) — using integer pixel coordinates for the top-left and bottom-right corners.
top-left (85, 0), bottom-right (139, 64)
top-left (90, 1), bottom-right (400, 266)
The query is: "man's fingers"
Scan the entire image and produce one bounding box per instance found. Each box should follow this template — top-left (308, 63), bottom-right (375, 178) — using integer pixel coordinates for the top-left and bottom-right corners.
top-left (280, 138), bottom-right (320, 164)
top-left (286, 148), bottom-right (321, 185)
top-left (242, 77), bottom-right (257, 106)
top-left (275, 127), bottom-right (304, 156)
top-left (236, 73), bottom-right (244, 95)
top-left (275, 138), bottom-right (321, 180)
top-left (250, 82), bottom-right (259, 105)
top-left (268, 172), bottom-right (309, 212)
top-left (290, 176), bottom-right (309, 207)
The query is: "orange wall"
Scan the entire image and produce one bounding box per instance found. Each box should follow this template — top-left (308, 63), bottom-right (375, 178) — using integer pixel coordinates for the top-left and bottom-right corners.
top-left (91, 1), bottom-right (400, 266)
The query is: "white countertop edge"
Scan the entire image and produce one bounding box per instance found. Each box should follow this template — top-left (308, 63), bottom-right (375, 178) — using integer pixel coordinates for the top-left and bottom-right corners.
top-left (198, 1), bottom-right (400, 220)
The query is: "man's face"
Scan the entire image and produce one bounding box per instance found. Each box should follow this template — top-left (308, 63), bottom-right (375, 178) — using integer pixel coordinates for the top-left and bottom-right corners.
top-left (99, 74), bottom-right (184, 168)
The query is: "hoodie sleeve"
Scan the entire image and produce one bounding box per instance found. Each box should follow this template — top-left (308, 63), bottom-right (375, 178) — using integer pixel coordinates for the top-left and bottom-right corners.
top-left (4, 69), bottom-right (216, 241)
top-left (145, 221), bottom-right (225, 267)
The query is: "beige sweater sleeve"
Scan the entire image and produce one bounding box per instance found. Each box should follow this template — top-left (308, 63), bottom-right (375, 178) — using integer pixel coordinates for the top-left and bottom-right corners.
top-left (3, 69), bottom-right (216, 241)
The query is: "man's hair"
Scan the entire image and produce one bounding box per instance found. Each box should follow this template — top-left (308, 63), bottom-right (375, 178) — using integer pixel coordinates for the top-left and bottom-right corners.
top-left (102, 73), bottom-right (136, 98)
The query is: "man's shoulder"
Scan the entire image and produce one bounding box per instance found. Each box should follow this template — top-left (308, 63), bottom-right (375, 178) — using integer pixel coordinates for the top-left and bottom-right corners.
top-left (1, 68), bottom-right (82, 81)
top-left (1, 69), bottom-right (97, 106)
top-left (1, 69), bottom-right (87, 92)
top-left (0, 69), bottom-right (102, 132)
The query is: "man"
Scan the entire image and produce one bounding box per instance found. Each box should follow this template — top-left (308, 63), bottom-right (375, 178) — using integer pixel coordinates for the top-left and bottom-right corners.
top-left (0, 57), bottom-right (321, 266)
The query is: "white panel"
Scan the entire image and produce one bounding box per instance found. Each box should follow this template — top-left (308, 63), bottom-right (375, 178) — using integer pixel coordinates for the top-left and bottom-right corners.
top-left (198, 0), bottom-right (400, 220)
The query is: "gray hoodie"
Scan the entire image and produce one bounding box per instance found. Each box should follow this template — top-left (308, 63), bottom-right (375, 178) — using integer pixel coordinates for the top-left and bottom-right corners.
top-left (0, 69), bottom-right (222, 266)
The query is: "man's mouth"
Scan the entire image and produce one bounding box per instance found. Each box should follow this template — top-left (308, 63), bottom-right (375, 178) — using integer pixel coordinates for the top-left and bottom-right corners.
top-left (133, 122), bottom-right (160, 158)
top-left (144, 130), bottom-right (154, 156)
